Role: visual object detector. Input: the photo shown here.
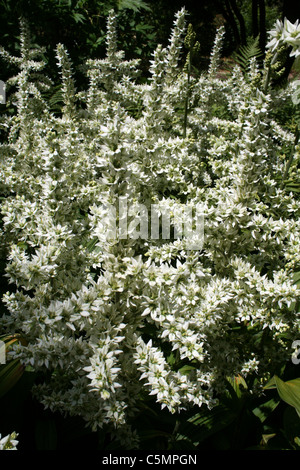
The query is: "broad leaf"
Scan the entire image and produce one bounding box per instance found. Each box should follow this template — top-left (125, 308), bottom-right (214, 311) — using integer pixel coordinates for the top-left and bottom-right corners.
top-left (0, 359), bottom-right (25, 399)
top-left (0, 334), bottom-right (27, 398)
top-left (264, 375), bottom-right (300, 417)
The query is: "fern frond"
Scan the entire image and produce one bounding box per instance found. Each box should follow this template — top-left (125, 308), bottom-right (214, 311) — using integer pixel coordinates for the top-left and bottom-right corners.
top-left (234, 36), bottom-right (263, 74)
top-left (48, 85), bottom-right (64, 113)
top-left (118, 0), bottom-right (151, 12)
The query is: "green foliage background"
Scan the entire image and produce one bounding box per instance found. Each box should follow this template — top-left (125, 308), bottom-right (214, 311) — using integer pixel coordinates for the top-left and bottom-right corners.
top-left (0, 1), bottom-right (298, 84)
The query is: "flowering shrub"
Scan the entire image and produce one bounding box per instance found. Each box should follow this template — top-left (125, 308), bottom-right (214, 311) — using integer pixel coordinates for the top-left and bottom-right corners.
top-left (0, 10), bottom-right (299, 448)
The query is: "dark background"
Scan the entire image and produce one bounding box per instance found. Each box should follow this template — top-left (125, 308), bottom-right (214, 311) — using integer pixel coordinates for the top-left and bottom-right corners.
top-left (1, 0), bottom-right (300, 83)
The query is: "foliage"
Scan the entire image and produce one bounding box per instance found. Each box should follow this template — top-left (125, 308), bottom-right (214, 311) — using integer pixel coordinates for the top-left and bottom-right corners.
top-left (233, 35), bottom-right (264, 74)
top-left (0, 0), bottom-right (156, 86)
top-left (264, 374), bottom-right (300, 417)
top-left (0, 334), bottom-right (27, 399)
top-left (0, 10), bottom-right (300, 450)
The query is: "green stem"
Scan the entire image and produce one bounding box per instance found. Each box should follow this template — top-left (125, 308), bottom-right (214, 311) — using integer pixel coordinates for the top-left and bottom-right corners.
top-left (183, 52), bottom-right (191, 138)
top-left (263, 50), bottom-right (279, 94)
top-left (280, 125), bottom-right (300, 189)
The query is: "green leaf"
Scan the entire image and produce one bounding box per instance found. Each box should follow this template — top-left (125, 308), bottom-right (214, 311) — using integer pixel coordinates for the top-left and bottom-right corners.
top-left (0, 359), bottom-right (25, 399)
top-left (178, 364), bottom-right (196, 375)
top-left (263, 375), bottom-right (277, 390)
top-left (293, 271), bottom-right (300, 285)
top-left (252, 398), bottom-right (280, 423)
top-left (283, 406), bottom-right (300, 448)
top-left (0, 334), bottom-right (27, 398)
top-left (0, 333), bottom-right (27, 348)
top-left (226, 374), bottom-right (248, 399)
top-left (85, 236), bottom-right (98, 252)
top-left (233, 35), bottom-right (263, 74)
top-left (264, 375), bottom-right (300, 417)
top-left (291, 81), bottom-right (300, 105)
top-left (118, 0), bottom-right (151, 12)
top-left (284, 179), bottom-right (300, 193)
top-left (175, 404), bottom-right (236, 446)
top-left (72, 12), bottom-right (86, 24)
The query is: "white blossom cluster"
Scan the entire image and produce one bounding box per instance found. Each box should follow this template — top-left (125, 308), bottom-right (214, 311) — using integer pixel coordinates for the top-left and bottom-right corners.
top-left (267, 17), bottom-right (300, 57)
top-left (0, 9), bottom-right (299, 447)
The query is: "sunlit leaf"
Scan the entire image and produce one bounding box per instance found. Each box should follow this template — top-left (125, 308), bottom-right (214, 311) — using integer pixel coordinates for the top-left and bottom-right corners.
top-left (0, 334), bottom-right (27, 398)
top-left (264, 375), bottom-right (300, 417)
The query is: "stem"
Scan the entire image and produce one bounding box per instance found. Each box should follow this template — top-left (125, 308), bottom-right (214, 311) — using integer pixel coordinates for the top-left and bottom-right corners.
top-left (183, 52), bottom-right (191, 138)
top-left (263, 50), bottom-right (279, 94)
top-left (280, 125), bottom-right (300, 188)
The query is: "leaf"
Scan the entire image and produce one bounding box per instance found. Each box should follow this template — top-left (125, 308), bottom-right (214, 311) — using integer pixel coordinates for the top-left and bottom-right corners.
top-left (263, 375), bottom-right (278, 390)
top-left (178, 364), bottom-right (196, 375)
top-left (0, 334), bottom-right (27, 398)
top-left (47, 86), bottom-right (64, 112)
top-left (233, 35), bottom-right (263, 74)
top-left (72, 12), bottom-right (86, 24)
top-left (175, 404), bottom-right (236, 446)
top-left (226, 374), bottom-right (248, 399)
top-left (85, 236), bottom-right (99, 252)
top-left (252, 398), bottom-right (280, 423)
top-left (291, 81), bottom-right (300, 105)
top-left (260, 433), bottom-right (277, 446)
top-left (264, 375), bottom-right (300, 417)
top-left (0, 359), bottom-right (25, 399)
top-left (293, 271), bottom-right (300, 285)
top-left (283, 406), bottom-right (300, 447)
top-left (0, 333), bottom-right (27, 349)
top-left (118, 0), bottom-right (151, 12)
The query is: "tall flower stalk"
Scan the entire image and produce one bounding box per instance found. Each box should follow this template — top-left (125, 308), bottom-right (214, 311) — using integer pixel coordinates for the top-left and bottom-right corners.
top-left (182, 23), bottom-right (199, 138)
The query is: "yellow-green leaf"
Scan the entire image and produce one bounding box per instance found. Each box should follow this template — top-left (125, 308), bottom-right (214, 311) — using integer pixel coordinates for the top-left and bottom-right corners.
top-left (0, 334), bottom-right (27, 399)
top-left (264, 375), bottom-right (300, 418)
top-left (0, 359), bottom-right (25, 399)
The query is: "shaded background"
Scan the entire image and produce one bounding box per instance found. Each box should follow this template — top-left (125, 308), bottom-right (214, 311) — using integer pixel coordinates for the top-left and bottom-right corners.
top-left (1, 0), bottom-right (300, 83)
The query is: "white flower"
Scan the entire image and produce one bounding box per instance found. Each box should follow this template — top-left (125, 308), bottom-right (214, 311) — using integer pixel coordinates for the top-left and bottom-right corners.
top-left (0, 432), bottom-right (19, 450)
top-left (282, 18), bottom-right (300, 56)
top-left (266, 19), bottom-right (284, 52)
top-left (267, 18), bottom-right (300, 57)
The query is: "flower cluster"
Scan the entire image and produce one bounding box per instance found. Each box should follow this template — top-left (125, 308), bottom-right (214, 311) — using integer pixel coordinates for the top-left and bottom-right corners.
top-left (0, 10), bottom-right (299, 448)
top-left (267, 17), bottom-right (300, 57)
